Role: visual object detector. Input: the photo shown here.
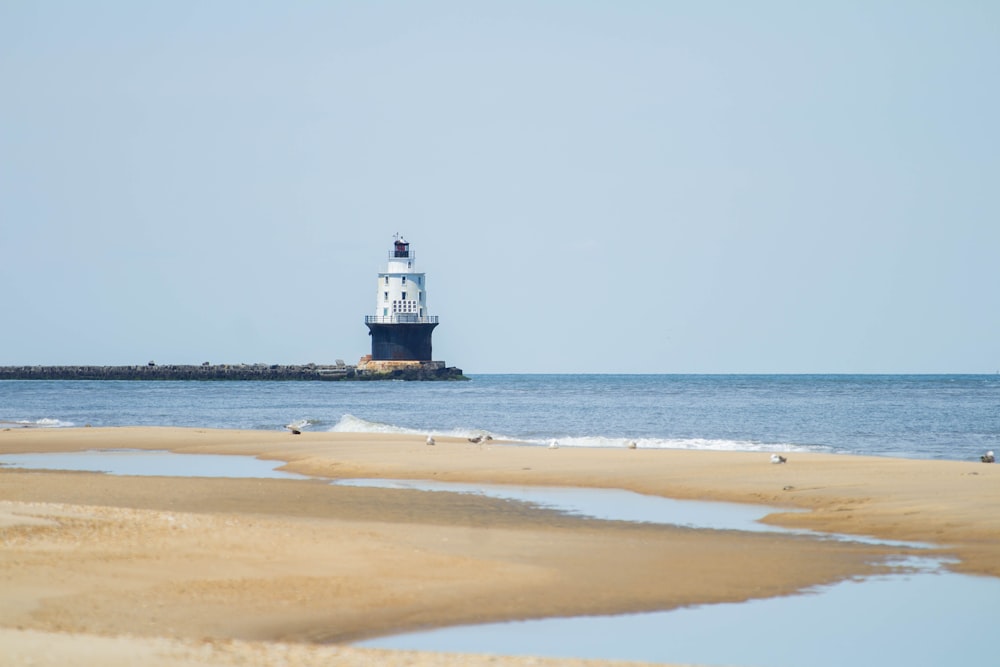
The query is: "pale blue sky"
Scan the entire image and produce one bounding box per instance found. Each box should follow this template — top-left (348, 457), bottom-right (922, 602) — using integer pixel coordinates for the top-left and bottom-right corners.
top-left (2, 1), bottom-right (997, 373)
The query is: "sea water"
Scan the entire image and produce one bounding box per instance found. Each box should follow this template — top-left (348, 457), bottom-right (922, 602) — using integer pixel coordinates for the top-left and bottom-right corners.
top-left (2, 374), bottom-right (997, 461)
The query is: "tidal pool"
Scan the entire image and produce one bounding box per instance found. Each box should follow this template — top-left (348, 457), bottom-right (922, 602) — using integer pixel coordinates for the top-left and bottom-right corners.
top-left (334, 478), bottom-right (930, 548)
top-left (338, 477), bottom-right (810, 535)
top-left (358, 555), bottom-right (999, 667)
top-left (0, 449), bottom-right (308, 479)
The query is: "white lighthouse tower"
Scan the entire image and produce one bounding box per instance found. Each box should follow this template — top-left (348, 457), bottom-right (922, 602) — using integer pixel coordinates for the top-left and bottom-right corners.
top-left (364, 235), bottom-right (439, 361)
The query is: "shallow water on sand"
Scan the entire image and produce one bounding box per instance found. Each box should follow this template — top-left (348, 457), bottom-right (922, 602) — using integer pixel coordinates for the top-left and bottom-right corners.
top-left (0, 451), bottom-right (807, 534)
top-left (337, 477), bottom-right (800, 533)
top-left (359, 555), bottom-right (1000, 667)
top-left (338, 481), bottom-right (996, 666)
top-left (0, 449), bottom-right (308, 479)
top-left (3, 451), bottom-right (917, 544)
top-left (334, 478), bottom-right (931, 548)
top-left (2, 450), bottom-right (995, 666)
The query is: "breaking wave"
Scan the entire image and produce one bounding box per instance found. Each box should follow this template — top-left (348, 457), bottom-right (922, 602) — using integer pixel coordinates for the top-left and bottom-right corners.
top-left (520, 435), bottom-right (822, 453)
top-left (1, 418), bottom-right (75, 428)
top-left (326, 414), bottom-right (826, 453)
top-left (328, 414), bottom-right (499, 441)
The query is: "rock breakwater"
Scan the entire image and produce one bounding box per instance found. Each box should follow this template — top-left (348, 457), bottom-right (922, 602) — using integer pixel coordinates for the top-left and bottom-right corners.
top-left (0, 362), bottom-right (467, 382)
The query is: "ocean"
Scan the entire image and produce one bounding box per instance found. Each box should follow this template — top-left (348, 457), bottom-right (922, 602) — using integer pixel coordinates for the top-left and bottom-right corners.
top-left (2, 374), bottom-right (997, 462)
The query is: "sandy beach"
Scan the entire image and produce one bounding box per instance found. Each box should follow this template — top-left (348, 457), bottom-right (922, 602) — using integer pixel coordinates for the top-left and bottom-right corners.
top-left (2, 427), bottom-right (998, 666)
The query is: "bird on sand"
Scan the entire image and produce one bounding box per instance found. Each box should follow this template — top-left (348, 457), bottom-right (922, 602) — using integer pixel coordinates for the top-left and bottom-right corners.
top-left (549, 439), bottom-right (560, 449)
top-left (468, 434), bottom-right (484, 444)
top-left (627, 440), bottom-right (638, 449)
top-left (770, 454), bottom-right (787, 464)
top-left (285, 420), bottom-right (308, 435)
top-left (982, 450), bottom-right (995, 463)
top-left (426, 435), bottom-right (436, 446)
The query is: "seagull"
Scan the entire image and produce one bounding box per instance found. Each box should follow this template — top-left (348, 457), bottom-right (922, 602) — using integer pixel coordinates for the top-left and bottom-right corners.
top-left (426, 435), bottom-right (436, 446)
top-left (285, 420), bottom-right (308, 435)
top-left (549, 439), bottom-right (559, 449)
top-left (468, 435), bottom-right (484, 444)
top-left (770, 454), bottom-right (787, 464)
top-left (982, 451), bottom-right (995, 463)
top-left (627, 440), bottom-right (638, 449)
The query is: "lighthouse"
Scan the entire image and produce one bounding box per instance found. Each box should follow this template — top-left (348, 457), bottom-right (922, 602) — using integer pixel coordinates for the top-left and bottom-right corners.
top-left (364, 235), bottom-right (439, 361)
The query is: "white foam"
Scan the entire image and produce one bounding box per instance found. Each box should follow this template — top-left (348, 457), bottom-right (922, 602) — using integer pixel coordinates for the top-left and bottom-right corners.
top-left (329, 414), bottom-right (422, 435)
top-left (1, 418), bottom-right (75, 428)
top-left (328, 414), bottom-right (499, 440)
top-left (325, 415), bottom-right (825, 454)
top-left (516, 435), bottom-right (821, 453)
top-left (34, 418), bottom-right (72, 427)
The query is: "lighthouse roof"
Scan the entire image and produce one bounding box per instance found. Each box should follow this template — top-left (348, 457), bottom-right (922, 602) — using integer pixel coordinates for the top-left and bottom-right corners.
top-left (388, 234), bottom-right (414, 261)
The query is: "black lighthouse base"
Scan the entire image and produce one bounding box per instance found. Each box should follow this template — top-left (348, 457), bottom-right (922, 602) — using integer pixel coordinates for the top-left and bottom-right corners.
top-left (366, 322), bottom-right (439, 361)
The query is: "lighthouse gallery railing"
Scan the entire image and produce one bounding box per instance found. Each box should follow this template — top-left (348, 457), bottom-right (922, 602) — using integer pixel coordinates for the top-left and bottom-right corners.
top-left (365, 315), bottom-right (439, 324)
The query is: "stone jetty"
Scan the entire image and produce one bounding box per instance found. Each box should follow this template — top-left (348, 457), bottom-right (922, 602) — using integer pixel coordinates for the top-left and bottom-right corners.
top-left (0, 362), bottom-right (467, 382)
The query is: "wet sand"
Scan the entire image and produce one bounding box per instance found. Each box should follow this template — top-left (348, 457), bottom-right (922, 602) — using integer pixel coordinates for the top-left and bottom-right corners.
top-left (1, 427), bottom-right (998, 666)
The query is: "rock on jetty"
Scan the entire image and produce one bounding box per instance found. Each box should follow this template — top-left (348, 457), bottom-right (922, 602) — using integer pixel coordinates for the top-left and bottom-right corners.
top-left (0, 362), bottom-right (468, 382)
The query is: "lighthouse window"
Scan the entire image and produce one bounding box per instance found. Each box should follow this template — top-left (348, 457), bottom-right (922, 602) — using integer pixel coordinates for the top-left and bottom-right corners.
top-left (383, 292), bottom-right (388, 301)
top-left (384, 277), bottom-right (388, 285)
top-left (401, 292), bottom-right (407, 300)
top-left (402, 276), bottom-right (406, 284)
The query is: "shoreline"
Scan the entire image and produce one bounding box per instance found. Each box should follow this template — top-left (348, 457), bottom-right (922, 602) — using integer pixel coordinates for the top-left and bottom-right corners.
top-left (2, 427), bottom-right (998, 666)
